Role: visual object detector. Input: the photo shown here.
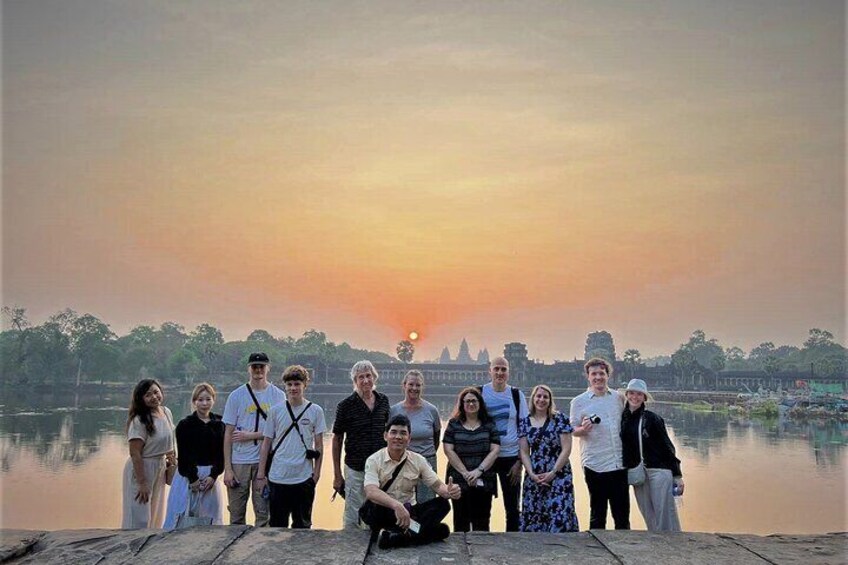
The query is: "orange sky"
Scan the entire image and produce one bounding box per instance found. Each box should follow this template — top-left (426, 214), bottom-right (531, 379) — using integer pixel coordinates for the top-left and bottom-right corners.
top-left (2, 1), bottom-right (845, 360)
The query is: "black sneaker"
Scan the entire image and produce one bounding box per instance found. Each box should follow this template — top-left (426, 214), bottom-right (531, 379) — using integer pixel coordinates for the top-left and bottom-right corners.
top-left (378, 530), bottom-right (393, 550)
top-left (433, 523), bottom-right (451, 541)
top-left (378, 530), bottom-right (411, 550)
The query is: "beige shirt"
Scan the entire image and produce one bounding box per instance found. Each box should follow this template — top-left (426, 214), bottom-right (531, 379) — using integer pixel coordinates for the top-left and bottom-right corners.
top-left (364, 448), bottom-right (440, 504)
top-left (127, 407), bottom-right (175, 458)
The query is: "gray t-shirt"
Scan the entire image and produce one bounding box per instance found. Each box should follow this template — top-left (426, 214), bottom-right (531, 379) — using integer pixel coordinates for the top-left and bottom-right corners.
top-left (389, 401), bottom-right (441, 458)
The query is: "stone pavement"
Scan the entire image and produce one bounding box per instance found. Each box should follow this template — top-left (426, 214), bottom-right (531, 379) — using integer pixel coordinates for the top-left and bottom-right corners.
top-left (0, 528), bottom-right (844, 564)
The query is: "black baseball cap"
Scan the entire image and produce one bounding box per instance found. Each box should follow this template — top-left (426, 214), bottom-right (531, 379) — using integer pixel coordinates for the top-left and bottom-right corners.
top-left (248, 352), bottom-right (270, 365)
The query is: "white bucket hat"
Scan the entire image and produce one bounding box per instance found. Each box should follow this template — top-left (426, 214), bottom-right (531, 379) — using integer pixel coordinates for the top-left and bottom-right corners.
top-left (625, 378), bottom-right (654, 402)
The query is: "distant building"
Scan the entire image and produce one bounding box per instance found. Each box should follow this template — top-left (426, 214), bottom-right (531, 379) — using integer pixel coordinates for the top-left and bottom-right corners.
top-left (435, 339), bottom-right (487, 365)
top-left (456, 338), bottom-right (475, 364)
top-left (476, 348), bottom-right (490, 364)
top-left (585, 331), bottom-right (616, 361)
top-left (439, 347), bottom-right (452, 364)
top-left (504, 342), bottom-right (529, 384)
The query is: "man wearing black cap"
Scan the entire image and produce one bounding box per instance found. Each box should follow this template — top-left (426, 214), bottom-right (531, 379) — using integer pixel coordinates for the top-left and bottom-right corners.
top-left (222, 352), bottom-right (286, 526)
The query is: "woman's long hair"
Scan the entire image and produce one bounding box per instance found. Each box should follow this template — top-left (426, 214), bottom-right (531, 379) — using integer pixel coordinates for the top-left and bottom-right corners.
top-left (451, 387), bottom-right (492, 424)
top-left (528, 384), bottom-right (556, 418)
top-left (127, 379), bottom-right (163, 436)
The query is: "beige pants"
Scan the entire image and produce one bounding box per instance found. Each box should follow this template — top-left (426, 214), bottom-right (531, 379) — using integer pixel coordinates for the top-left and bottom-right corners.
top-left (121, 456), bottom-right (167, 529)
top-left (342, 466), bottom-right (367, 530)
top-left (227, 462), bottom-right (270, 526)
top-left (633, 467), bottom-right (681, 531)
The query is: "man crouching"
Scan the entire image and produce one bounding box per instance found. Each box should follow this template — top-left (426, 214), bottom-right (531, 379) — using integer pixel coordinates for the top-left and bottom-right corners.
top-left (362, 414), bottom-right (461, 549)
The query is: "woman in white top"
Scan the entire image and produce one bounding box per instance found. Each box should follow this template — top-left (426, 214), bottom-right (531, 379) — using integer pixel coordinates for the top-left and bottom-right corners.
top-left (122, 379), bottom-right (176, 529)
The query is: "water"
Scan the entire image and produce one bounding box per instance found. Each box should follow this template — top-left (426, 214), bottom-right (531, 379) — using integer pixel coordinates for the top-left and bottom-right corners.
top-left (1, 389), bottom-right (845, 534)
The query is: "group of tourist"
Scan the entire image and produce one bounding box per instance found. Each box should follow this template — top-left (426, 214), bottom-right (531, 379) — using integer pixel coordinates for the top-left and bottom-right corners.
top-left (121, 352), bottom-right (684, 548)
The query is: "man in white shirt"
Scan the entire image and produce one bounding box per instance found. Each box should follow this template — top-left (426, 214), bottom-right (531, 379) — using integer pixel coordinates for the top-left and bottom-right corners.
top-left (480, 356), bottom-right (528, 532)
top-left (257, 365), bottom-right (326, 528)
top-left (569, 357), bottom-right (629, 529)
top-left (222, 352), bottom-right (286, 526)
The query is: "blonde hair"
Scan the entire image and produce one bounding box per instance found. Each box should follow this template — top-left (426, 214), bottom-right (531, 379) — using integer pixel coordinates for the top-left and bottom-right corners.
top-left (528, 384), bottom-right (556, 418)
top-left (402, 370), bottom-right (424, 386)
top-left (191, 382), bottom-right (216, 402)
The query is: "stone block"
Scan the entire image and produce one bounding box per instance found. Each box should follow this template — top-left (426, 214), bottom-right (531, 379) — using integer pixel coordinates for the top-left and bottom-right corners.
top-left (0, 530), bottom-right (44, 563)
top-left (592, 530), bottom-right (770, 564)
top-left (366, 531), bottom-right (470, 565)
top-left (467, 532), bottom-right (617, 564)
top-left (720, 532), bottom-right (848, 565)
top-left (131, 525), bottom-right (249, 565)
top-left (215, 527), bottom-right (370, 565)
top-left (10, 529), bottom-right (158, 564)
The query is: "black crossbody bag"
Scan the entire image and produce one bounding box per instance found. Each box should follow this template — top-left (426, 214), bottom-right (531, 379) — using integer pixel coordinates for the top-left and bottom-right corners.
top-left (358, 457), bottom-right (408, 527)
top-left (286, 401), bottom-right (321, 461)
top-left (265, 401), bottom-right (313, 475)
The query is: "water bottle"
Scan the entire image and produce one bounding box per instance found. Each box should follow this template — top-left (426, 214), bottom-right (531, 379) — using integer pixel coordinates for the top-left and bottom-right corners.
top-left (672, 482), bottom-right (683, 510)
top-left (262, 484), bottom-right (270, 500)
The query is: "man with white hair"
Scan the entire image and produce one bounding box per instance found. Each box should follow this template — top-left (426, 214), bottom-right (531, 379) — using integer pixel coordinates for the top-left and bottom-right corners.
top-left (332, 360), bottom-right (391, 529)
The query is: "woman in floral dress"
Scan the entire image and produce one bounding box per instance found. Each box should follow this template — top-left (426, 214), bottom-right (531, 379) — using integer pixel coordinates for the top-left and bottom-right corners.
top-left (518, 384), bottom-right (579, 532)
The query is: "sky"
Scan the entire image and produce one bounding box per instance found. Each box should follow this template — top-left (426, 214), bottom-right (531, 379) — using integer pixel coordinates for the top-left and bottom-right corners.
top-left (2, 0), bottom-right (845, 362)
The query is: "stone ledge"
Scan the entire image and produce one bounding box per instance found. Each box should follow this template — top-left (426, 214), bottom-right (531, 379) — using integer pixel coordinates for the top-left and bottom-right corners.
top-left (1, 529), bottom-right (844, 565)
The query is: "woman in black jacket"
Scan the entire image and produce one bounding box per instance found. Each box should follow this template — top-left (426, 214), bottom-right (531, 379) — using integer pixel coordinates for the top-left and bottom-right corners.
top-left (621, 379), bottom-right (684, 531)
top-left (163, 383), bottom-right (225, 529)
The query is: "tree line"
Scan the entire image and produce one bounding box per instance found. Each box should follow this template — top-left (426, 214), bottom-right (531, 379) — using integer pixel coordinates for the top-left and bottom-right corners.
top-left (1, 307), bottom-right (845, 387)
top-left (615, 329), bottom-right (846, 380)
top-left (0, 307), bottom-right (394, 386)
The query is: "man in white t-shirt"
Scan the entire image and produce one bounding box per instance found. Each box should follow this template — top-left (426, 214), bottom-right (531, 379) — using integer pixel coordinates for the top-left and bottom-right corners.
top-left (222, 352), bottom-right (286, 526)
top-left (257, 365), bottom-right (326, 528)
top-left (569, 357), bottom-right (629, 530)
top-left (480, 356), bottom-right (528, 532)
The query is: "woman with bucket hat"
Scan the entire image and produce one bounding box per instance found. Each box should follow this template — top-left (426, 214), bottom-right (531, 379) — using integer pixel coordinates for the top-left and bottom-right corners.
top-left (620, 379), bottom-right (684, 531)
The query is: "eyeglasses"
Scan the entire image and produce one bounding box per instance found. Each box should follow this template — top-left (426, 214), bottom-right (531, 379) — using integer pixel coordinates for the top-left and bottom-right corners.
top-left (492, 367), bottom-right (508, 373)
top-left (250, 364), bottom-right (266, 370)
top-left (463, 399), bottom-right (479, 405)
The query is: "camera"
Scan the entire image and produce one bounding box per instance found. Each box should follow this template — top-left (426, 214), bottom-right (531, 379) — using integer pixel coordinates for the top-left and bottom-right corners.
top-left (305, 449), bottom-right (320, 460)
top-left (587, 414), bottom-right (601, 424)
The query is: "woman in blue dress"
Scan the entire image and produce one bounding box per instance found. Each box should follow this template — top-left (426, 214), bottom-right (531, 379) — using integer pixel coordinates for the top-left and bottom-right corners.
top-left (518, 384), bottom-right (579, 532)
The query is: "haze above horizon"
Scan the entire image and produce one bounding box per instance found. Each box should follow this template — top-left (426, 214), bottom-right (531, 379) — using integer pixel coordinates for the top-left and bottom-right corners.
top-left (3, 1), bottom-right (845, 361)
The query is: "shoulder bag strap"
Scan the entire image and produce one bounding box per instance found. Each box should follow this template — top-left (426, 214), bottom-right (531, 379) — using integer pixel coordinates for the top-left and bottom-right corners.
top-left (380, 457), bottom-right (408, 492)
top-left (511, 387), bottom-right (521, 429)
top-left (245, 384), bottom-right (269, 420)
top-left (270, 401), bottom-right (313, 462)
top-left (245, 383), bottom-right (269, 446)
top-left (530, 417), bottom-right (551, 452)
top-left (285, 401), bottom-right (314, 452)
top-left (637, 416), bottom-right (644, 463)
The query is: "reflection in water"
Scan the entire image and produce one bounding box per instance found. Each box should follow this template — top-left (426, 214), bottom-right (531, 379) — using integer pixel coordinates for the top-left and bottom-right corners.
top-left (1, 391), bottom-right (845, 533)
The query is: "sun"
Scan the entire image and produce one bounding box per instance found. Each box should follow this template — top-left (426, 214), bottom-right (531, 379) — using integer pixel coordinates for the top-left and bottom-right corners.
top-left (408, 331), bottom-right (419, 341)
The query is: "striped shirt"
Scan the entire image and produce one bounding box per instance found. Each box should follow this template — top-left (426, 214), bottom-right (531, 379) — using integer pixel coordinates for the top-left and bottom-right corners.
top-left (442, 419), bottom-right (500, 493)
top-left (332, 391), bottom-right (390, 472)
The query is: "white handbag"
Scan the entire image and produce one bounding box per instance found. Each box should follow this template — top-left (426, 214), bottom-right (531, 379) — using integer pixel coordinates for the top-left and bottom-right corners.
top-left (627, 416), bottom-right (647, 486)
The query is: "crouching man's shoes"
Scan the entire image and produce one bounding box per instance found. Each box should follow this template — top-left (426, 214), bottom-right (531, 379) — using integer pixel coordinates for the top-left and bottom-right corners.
top-left (378, 530), bottom-right (411, 550)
